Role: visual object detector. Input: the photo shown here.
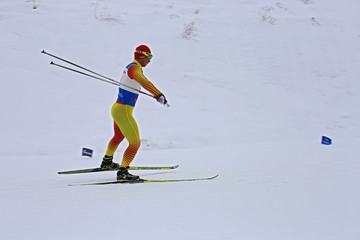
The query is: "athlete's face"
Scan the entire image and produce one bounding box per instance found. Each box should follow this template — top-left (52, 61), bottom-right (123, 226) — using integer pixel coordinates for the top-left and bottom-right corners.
top-left (139, 57), bottom-right (151, 67)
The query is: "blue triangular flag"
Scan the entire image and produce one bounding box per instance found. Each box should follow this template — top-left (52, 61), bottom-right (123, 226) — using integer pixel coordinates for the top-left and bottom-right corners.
top-left (82, 148), bottom-right (93, 157)
top-left (321, 136), bottom-right (332, 145)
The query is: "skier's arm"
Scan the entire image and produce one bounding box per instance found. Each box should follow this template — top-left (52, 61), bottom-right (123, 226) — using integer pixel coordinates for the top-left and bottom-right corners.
top-left (128, 65), bottom-right (162, 97)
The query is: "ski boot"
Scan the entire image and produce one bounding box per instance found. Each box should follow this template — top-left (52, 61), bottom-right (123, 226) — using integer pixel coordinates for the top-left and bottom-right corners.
top-left (117, 167), bottom-right (140, 181)
top-left (100, 155), bottom-right (120, 169)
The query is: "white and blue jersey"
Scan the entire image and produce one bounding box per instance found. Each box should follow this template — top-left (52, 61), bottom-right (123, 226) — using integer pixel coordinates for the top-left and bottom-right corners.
top-left (117, 62), bottom-right (141, 107)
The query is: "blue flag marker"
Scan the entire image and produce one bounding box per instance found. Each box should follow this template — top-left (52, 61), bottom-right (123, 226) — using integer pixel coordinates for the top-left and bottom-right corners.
top-left (321, 136), bottom-right (332, 145)
top-left (82, 148), bottom-right (93, 157)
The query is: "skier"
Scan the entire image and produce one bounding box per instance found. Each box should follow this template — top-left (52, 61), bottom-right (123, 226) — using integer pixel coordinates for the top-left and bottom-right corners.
top-left (100, 45), bottom-right (168, 180)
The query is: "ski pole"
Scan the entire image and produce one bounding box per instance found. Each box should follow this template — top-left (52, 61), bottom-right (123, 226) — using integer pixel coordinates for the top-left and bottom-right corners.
top-left (42, 50), bottom-right (118, 85)
top-left (50, 61), bottom-right (118, 86)
top-left (42, 50), bottom-right (170, 107)
top-left (50, 61), bottom-right (154, 98)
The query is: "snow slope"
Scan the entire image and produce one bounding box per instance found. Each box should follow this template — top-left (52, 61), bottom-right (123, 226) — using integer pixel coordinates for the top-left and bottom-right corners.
top-left (1, 0), bottom-right (360, 239)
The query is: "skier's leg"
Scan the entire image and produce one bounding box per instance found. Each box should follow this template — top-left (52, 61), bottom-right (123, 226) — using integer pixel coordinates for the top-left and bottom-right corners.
top-left (112, 103), bottom-right (141, 167)
top-left (105, 121), bottom-right (125, 156)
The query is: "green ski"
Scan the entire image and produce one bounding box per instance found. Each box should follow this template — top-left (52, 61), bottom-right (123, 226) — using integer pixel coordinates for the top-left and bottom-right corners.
top-left (58, 165), bottom-right (179, 175)
top-left (71, 175), bottom-right (219, 186)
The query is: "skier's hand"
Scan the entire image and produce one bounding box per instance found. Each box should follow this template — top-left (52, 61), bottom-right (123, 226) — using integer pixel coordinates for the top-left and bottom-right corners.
top-left (156, 93), bottom-right (167, 105)
top-left (155, 93), bottom-right (169, 107)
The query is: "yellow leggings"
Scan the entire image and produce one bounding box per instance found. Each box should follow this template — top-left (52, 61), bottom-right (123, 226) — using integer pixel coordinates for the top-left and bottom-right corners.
top-left (105, 102), bottom-right (141, 166)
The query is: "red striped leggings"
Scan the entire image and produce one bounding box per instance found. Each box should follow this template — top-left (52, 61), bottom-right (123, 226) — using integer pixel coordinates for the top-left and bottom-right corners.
top-left (105, 102), bottom-right (140, 166)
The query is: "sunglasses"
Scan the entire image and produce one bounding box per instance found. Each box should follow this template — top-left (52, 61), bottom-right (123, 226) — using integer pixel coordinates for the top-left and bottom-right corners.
top-left (135, 50), bottom-right (153, 60)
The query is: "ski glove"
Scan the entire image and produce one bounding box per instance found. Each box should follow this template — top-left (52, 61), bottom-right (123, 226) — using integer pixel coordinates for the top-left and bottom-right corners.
top-left (156, 93), bottom-right (168, 105)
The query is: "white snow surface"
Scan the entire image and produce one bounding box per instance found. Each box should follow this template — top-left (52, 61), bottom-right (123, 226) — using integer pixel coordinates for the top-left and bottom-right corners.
top-left (1, 0), bottom-right (360, 239)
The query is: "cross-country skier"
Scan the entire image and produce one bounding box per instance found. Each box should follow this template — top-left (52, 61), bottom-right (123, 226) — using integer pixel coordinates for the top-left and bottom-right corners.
top-left (100, 45), bottom-right (168, 180)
